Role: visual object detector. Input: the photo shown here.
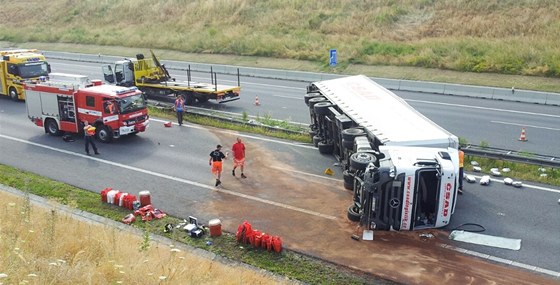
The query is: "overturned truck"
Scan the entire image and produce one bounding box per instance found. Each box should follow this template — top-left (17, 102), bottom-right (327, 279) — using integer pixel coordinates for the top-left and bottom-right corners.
top-left (305, 75), bottom-right (460, 231)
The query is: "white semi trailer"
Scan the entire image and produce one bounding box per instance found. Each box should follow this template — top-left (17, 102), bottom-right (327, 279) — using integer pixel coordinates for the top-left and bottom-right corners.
top-left (305, 75), bottom-right (460, 231)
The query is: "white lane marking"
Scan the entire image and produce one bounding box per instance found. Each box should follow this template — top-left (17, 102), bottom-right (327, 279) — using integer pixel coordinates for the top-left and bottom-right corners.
top-left (0, 134), bottom-right (337, 220)
top-left (407, 99), bottom-right (560, 118)
top-left (468, 174), bottom-right (560, 194)
top-left (491, 120), bottom-right (560, 131)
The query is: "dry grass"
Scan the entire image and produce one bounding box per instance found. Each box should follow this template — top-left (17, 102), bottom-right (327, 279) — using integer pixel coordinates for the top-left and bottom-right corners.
top-left (1, 0), bottom-right (560, 79)
top-left (0, 191), bottom-right (291, 285)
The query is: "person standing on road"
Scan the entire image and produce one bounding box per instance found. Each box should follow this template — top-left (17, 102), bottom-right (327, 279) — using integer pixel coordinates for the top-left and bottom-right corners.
top-left (174, 95), bottom-right (185, 126)
top-left (231, 137), bottom-right (247, 178)
top-left (458, 146), bottom-right (464, 195)
top-left (83, 121), bottom-right (99, 156)
top-left (209, 144), bottom-right (228, 186)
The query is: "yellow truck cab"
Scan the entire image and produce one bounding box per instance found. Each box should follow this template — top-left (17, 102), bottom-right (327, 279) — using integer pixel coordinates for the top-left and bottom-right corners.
top-left (0, 49), bottom-right (50, 101)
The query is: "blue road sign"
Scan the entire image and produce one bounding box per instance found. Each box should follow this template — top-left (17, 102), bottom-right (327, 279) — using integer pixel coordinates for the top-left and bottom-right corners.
top-left (329, 49), bottom-right (337, 66)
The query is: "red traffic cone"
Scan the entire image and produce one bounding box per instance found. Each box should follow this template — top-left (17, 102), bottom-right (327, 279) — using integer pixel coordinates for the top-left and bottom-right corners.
top-left (164, 122), bottom-right (172, 127)
top-left (518, 128), bottom-right (527, 141)
top-left (254, 96), bottom-right (261, 106)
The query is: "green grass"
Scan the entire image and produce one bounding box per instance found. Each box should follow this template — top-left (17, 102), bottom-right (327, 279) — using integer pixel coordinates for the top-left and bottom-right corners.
top-left (2, 0), bottom-right (560, 92)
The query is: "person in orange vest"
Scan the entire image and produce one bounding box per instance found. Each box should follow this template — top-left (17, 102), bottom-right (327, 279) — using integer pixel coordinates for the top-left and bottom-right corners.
top-left (83, 121), bottom-right (99, 155)
top-left (105, 101), bottom-right (116, 115)
top-left (174, 95), bottom-right (185, 126)
top-left (209, 144), bottom-right (228, 186)
top-left (458, 146), bottom-right (464, 195)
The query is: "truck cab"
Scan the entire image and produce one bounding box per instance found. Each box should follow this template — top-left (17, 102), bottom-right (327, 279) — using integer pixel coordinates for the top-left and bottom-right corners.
top-left (357, 146), bottom-right (456, 231)
top-left (0, 49), bottom-right (51, 101)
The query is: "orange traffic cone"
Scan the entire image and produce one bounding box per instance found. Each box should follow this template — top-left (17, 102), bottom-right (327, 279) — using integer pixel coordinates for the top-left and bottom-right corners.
top-left (254, 96), bottom-right (261, 106)
top-left (518, 128), bottom-right (527, 141)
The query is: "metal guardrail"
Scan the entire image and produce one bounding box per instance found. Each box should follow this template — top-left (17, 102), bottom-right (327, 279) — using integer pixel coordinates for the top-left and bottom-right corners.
top-left (43, 50), bottom-right (560, 106)
top-left (463, 145), bottom-right (560, 167)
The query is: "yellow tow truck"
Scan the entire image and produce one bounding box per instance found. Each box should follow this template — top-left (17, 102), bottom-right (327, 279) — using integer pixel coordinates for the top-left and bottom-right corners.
top-left (102, 50), bottom-right (240, 105)
top-left (0, 49), bottom-right (50, 101)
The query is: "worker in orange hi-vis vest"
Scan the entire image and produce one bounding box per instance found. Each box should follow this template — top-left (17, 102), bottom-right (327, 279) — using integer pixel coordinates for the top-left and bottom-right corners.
top-left (458, 147), bottom-right (464, 195)
top-left (83, 121), bottom-right (99, 156)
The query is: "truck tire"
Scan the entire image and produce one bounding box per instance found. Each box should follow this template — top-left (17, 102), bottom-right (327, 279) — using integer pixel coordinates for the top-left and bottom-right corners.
top-left (350, 152), bottom-right (377, 171)
top-left (312, 135), bottom-right (321, 147)
top-left (9, 87), bottom-right (19, 101)
top-left (343, 170), bottom-right (354, 184)
top-left (45, 119), bottom-right (62, 136)
top-left (185, 93), bottom-right (196, 105)
top-left (344, 180), bottom-right (354, 191)
top-left (347, 204), bottom-right (361, 222)
top-left (304, 93), bottom-right (322, 106)
top-left (314, 102), bottom-right (335, 116)
top-left (342, 128), bottom-right (365, 141)
top-left (308, 97), bottom-right (327, 109)
top-left (96, 125), bottom-right (113, 143)
top-left (196, 97), bottom-right (209, 103)
top-left (342, 139), bottom-right (354, 150)
top-left (317, 141), bottom-right (334, 154)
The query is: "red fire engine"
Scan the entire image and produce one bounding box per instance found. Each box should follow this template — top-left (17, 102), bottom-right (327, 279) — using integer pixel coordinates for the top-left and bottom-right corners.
top-left (25, 73), bottom-right (149, 143)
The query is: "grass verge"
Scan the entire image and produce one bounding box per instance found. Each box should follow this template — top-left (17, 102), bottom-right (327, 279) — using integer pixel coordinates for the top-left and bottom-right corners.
top-left (0, 164), bottom-right (387, 285)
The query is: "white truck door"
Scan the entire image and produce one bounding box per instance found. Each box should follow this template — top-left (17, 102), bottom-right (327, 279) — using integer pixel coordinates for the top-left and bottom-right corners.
top-left (102, 65), bottom-right (116, 84)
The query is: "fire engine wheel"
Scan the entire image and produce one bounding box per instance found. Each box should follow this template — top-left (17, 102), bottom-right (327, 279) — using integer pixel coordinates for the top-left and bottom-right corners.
top-left (350, 152), bottom-right (377, 171)
top-left (347, 204), bottom-right (361, 222)
top-left (45, 119), bottom-right (62, 136)
top-left (312, 135), bottom-right (322, 147)
top-left (96, 125), bottom-right (113, 143)
top-left (342, 128), bottom-right (365, 141)
top-left (342, 139), bottom-right (354, 150)
top-left (313, 102), bottom-right (335, 116)
top-left (317, 141), bottom-right (334, 154)
top-left (9, 87), bottom-right (19, 101)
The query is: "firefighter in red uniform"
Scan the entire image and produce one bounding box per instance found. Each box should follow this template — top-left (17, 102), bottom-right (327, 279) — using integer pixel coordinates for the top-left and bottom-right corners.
top-left (83, 121), bottom-right (99, 155)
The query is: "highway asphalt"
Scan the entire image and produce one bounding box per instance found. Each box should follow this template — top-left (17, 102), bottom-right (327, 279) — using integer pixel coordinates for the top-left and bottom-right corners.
top-left (0, 98), bottom-right (559, 283)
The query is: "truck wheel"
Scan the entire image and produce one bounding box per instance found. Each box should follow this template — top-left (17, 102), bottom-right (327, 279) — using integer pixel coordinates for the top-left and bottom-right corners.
top-left (343, 170), bottom-right (354, 184)
top-left (308, 129), bottom-right (317, 138)
top-left (197, 97), bottom-right (209, 103)
top-left (185, 94), bottom-right (196, 105)
top-left (304, 93), bottom-right (322, 106)
top-left (9, 87), bottom-right (19, 101)
top-left (350, 152), bottom-right (377, 171)
top-left (308, 97), bottom-right (327, 109)
top-left (96, 125), bottom-right (113, 143)
top-left (342, 139), bottom-right (354, 150)
top-left (342, 128), bottom-right (365, 141)
top-left (344, 180), bottom-right (354, 191)
top-left (313, 102), bottom-right (335, 116)
top-left (45, 119), bottom-right (62, 136)
top-left (347, 204), bottom-right (361, 222)
top-left (312, 135), bottom-right (321, 147)
top-left (317, 141), bottom-right (334, 154)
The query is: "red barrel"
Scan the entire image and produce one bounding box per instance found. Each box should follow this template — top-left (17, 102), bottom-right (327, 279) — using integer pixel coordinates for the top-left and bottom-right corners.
top-left (139, 191), bottom-right (151, 207)
top-left (209, 219), bottom-right (222, 237)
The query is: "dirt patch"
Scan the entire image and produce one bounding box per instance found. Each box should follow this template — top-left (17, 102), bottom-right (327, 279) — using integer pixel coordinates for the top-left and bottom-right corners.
top-left (200, 133), bottom-right (558, 284)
